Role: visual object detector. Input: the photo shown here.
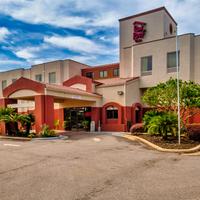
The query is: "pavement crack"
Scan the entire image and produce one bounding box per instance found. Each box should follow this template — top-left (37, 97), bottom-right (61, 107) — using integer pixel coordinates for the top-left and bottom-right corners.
top-left (0, 158), bottom-right (48, 175)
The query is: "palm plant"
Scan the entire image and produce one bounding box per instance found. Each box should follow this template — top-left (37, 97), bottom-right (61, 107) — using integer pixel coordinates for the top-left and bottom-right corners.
top-left (19, 113), bottom-right (35, 136)
top-left (0, 107), bottom-right (20, 135)
top-left (144, 111), bottom-right (178, 140)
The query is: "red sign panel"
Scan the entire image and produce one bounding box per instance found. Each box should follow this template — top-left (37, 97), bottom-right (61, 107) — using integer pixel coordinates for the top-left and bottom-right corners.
top-left (133, 21), bottom-right (146, 43)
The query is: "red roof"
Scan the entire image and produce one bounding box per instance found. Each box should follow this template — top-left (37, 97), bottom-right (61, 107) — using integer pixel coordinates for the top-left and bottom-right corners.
top-left (96, 77), bottom-right (139, 87)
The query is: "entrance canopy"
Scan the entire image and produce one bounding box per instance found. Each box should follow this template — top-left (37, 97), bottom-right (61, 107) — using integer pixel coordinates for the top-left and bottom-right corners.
top-left (3, 77), bottom-right (102, 107)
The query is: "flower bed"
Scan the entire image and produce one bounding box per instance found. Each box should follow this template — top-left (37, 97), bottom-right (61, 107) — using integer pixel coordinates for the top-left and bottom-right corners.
top-left (138, 134), bottom-right (200, 149)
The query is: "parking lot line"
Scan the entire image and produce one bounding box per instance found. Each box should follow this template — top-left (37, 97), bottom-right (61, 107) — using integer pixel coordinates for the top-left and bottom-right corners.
top-left (3, 144), bottom-right (21, 147)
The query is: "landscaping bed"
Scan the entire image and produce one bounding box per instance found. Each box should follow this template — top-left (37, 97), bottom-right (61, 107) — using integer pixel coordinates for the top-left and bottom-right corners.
top-left (138, 134), bottom-right (200, 149)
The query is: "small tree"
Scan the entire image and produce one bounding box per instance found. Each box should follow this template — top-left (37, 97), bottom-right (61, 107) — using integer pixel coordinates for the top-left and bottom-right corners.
top-left (142, 78), bottom-right (200, 129)
top-left (0, 107), bottom-right (20, 135)
top-left (0, 108), bottom-right (35, 136)
top-left (19, 113), bottom-right (35, 136)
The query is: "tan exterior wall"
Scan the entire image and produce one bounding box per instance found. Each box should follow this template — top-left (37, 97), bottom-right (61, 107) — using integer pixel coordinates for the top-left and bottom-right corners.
top-left (194, 35), bottom-right (200, 83)
top-left (68, 60), bottom-right (89, 79)
top-left (0, 68), bottom-right (24, 96)
top-left (133, 34), bottom-right (195, 88)
top-left (120, 9), bottom-right (176, 78)
top-left (125, 79), bottom-right (141, 106)
top-left (0, 59), bottom-right (90, 97)
top-left (96, 85), bottom-right (125, 106)
top-left (62, 60), bottom-right (89, 82)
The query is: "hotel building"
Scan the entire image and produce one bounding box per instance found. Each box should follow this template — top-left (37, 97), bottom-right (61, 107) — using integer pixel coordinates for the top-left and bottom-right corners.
top-left (0, 7), bottom-right (200, 134)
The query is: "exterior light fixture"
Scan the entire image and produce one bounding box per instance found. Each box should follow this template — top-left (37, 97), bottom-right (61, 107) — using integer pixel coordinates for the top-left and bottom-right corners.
top-left (117, 91), bottom-right (124, 95)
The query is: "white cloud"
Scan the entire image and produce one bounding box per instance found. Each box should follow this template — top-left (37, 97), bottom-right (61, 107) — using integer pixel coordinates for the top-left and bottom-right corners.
top-left (85, 29), bottom-right (95, 36)
top-left (44, 35), bottom-right (108, 54)
top-left (0, 0), bottom-right (89, 29)
top-left (69, 55), bottom-right (97, 64)
top-left (0, 0), bottom-right (199, 34)
top-left (0, 27), bottom-right (11, 42)
top-left (15, 46), bottom-right (39, 60)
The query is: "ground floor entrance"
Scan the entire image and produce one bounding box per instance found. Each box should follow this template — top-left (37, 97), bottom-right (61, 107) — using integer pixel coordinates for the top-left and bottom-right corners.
top-left (64, 107), bottom-right (91, 131)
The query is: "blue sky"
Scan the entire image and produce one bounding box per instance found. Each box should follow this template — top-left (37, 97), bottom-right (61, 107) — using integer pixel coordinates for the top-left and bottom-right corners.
top-left (0, 0), bottom-right (200, 70)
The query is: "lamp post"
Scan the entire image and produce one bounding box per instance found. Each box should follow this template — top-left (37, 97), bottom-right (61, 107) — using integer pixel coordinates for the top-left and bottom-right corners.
top-left (176, 25), bottom-right (181, 145)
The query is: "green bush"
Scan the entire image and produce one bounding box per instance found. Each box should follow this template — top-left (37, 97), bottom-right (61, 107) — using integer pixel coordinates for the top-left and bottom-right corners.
top-left (143, 111), bottom-right (178, 140)
top-left (81, 120), bottom-right (90, 130)
top-left (143, 110), bottom-right (162, 131)
top-left (40, 124), bottom-right (56, 137)
top-left (19, 113), bottom-right (35, 136)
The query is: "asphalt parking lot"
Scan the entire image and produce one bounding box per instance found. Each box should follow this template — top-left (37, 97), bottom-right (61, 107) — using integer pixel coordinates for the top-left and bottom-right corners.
top-left (0, 133), bottom-right (200, 200)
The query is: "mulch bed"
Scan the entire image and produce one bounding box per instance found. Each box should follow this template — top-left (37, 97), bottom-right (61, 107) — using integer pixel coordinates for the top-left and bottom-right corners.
top-left (137, 134), bottom-right (200, 149)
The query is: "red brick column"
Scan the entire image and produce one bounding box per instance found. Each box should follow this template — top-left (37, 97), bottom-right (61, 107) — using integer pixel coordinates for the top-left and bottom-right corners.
top-left (123, 106), bottom-right (132, 131)
top-left (0, 98), bottom-right (17, 135)
top-left (34, 95), bottom-right (54, 133)
top-left (54, 108), bottom-right (64, 130)
top-left (91, 107), bottom-right (101, 130)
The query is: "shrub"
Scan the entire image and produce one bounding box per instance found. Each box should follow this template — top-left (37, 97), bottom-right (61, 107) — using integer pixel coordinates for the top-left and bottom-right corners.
top-left (130, 123), bottom-right (144, 134)
top-left (40, 124), bottom-right (56, 137)
top-left (144, 111), bottom-right (178, 140)
top-left (187, 124), bottom-right (200, 141)
top-left (19, 113), bottom-right (35, 136)
top-left (81, 120), bottom-right (90, 130)
top-left (28, 132), bottom-right (36, 138)
top-left (54, 119), bottom-right (60, 130)
top-left (143, 110), bottom-right (162, 131)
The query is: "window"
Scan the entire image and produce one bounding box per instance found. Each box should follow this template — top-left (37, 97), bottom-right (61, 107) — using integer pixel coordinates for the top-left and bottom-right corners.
top-left (35, 74), bottom-right (42, 82)
top-left (12, 78), bottom-right (17, 83)
top-left (48, 72), bottom-right (56, 84)
top-left (167, 51), bottom-right (180, 73)
top-left (113, 68), bottom-right (119, 77)
top-left (85, 72), bottom-right (93, 78)
top-left (2, 80), bottom-right (7, 90)
top-left (100, 70), bottom-right (108, 78)
top-left (106, 106), bottom-right (118, 119)
top-left (141, 56), bottom-right (152, 76)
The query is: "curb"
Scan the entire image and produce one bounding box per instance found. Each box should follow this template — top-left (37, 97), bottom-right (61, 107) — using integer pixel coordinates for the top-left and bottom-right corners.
top-left (0, 136), bottom-right (32, 141)
top-left (0, 135), bottom-right (69, 141)
top-left (123, 135), bottom-right (200, 154)
top-left (32, 136), bottom-right (69, 141)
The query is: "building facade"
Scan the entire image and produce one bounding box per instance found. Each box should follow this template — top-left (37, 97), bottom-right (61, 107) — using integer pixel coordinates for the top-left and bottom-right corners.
top-left (0, 7), bottom-right (200, 134)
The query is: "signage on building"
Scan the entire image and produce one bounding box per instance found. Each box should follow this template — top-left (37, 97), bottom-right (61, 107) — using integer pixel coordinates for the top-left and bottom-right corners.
top-left (133, 21), bottom-right (146, 43)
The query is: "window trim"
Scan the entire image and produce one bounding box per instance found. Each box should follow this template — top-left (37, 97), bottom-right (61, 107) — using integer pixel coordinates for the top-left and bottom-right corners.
top-left (113, 68), bottom-right (119, 77)
top-left (85, 72), bottom-right (93, 79)
top-left (167, 51), bottom-right (180, 73)
top-left (48, 72), bottom-right (56, 84)
top-left (106, 106), bottom-right (118, 119)
top-left (141, 56), bottom-right (152, 76)
top-left (99, 70), bottom-right (108, 78)
top-left (35, 74), bottom-right (43, 82)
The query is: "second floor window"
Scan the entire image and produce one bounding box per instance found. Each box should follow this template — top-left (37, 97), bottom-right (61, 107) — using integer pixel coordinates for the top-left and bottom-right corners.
top-left (49, 72), bottom-right (56, 84)
top-left (100, 70), bottom-right (108, 78)
top-left (113, 68), bottom-right (119, 77)
top-left (167, 51), bottom-right (180, 73)
top-left (141, 56), bottom-right (152, 76)
top-left (35, 74), bottom-right (42, 82)
top-left (2, 80), bottom-right (7, 90)
top-left (85, 72), bottom-right (93, 78)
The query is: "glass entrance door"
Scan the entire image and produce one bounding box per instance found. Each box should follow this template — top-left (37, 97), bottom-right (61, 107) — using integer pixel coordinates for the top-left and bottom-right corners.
top-left (64, 107), bottom-right (91, 131)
